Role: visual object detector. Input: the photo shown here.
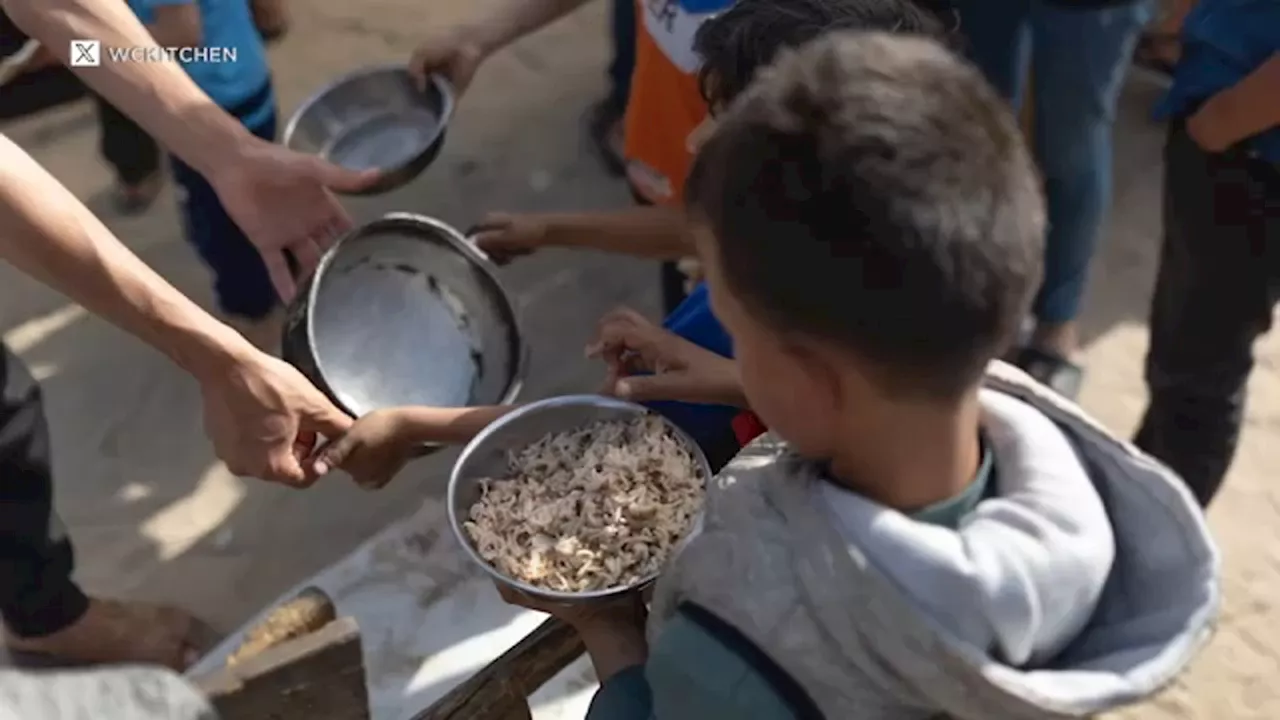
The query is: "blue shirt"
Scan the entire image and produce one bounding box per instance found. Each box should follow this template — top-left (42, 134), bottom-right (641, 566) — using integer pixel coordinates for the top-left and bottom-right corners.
top-left (646, 282), bottom-right (740, 458)
top-left (1154, 0), bottom-right (1280, 163)
top-left (128, 0), bottom-right (273, 126)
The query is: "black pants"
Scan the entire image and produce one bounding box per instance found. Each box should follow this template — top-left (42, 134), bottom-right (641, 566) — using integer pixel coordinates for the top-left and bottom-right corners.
top-left (93, 95), bottom-right (162, 186)
top-left (0, 345), bottom-right (89, 637)
top-left (1133, 120), bottom-right (1280, 507)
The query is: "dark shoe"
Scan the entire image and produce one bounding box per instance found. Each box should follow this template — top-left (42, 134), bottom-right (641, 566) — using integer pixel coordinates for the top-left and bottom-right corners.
top-left (586, 99), bottom-right (627, 177)
top-left (1009, 346), bottom-right (1084, 401)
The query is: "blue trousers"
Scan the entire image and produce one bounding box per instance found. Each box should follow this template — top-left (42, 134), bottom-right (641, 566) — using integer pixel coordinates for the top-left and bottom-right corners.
top-left (955, 0), bottom-right (1150, 325)
top-left (170, 86), bottom-right (279, 321)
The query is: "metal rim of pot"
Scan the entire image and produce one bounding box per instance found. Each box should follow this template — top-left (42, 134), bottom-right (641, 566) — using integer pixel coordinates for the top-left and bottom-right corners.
top-left (285, 212), bottom-right (528, 433)
top-left (280, 64), bottom-right (457, 196)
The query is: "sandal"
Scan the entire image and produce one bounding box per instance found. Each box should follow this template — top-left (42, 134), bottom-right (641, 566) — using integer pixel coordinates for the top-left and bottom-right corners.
top-left (1008, 346), bottom-right (1084, 401)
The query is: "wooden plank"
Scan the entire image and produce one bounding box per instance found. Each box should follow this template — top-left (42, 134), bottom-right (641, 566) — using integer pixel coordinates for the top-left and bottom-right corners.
top-left (192, 617), bottom-right (369, 720)
top-left (413, 618), bottom-right (585, 720)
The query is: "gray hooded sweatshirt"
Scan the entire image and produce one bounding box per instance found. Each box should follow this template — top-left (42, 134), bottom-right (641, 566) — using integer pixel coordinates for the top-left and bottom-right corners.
top-left (590, 361), bottom-right (1219, 719)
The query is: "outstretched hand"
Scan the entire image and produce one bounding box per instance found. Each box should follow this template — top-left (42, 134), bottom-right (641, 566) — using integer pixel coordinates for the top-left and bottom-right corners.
top-left (198, 346), bottom-right (353, 486)
top-left (586, 308), bottom-right (744, 407)
top-left (209, 138), bottom-right (381, 301)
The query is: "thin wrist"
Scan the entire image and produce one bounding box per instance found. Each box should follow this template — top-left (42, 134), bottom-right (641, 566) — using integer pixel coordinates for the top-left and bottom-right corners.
top-left (160, 307), bottom-right (259, 382)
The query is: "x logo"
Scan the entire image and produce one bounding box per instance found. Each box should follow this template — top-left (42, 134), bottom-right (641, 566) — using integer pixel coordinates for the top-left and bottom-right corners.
top-left (69, 40), bottom-right (100, 67)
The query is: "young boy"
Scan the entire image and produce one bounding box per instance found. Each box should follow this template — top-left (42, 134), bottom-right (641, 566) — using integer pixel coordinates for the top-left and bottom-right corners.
top-left (319, 33), bottom-right (1217, 719)
top-left (473, 0), bottom-right (953, 470)
top-left (128, 0), bottom-right (282, 347)
top-left (1132, 0), bottom-right (1280, 507)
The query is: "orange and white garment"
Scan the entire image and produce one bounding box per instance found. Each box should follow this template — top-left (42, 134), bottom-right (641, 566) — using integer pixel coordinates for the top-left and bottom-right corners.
top-left (623, 0), bottom-right (730, 205)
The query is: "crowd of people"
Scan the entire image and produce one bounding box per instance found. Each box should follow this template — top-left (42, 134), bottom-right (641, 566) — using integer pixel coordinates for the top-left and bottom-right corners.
top-left (0, 0), bottom-right (1275, 717)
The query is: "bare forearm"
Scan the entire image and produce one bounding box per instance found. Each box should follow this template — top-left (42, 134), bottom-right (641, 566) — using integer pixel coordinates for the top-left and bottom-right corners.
top-left (542, 207), bottom-right (692, 260)
top-left (464, 0), bottom-right (598, 56)
top-left (394, 405), bottom-right (517, 444)
top-left (3, 0), bottom-right (247, 177)
top-left (1207, 53), bottom-right (1280, 143)
top-left (0, 135), bottom-right (251, 379)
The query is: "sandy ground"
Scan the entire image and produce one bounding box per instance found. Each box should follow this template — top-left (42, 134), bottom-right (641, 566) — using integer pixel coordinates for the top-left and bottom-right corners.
top-left (1, 3), bottom-right (1276, 717)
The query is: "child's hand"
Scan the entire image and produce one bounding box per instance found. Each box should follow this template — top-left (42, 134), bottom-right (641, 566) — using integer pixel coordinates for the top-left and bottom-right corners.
top-left (495, 583), bottom-right (645, 627)
top-left (586, 308), bottom-right (745, 407)
top-left (310, 408), bottom-right (416, 490)
top-left (468, 213), bottom-right (547, 265)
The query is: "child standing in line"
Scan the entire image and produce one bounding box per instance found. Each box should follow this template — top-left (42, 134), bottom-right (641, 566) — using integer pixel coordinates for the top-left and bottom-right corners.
top-left (313, 33), bottom-right (1217, 720)
top-left (471, 0), bottom-right (954, 470)
top-left (127, 0), bottom-right (282, 348)
top-left (1132, 0), bottom-right (1280, 506)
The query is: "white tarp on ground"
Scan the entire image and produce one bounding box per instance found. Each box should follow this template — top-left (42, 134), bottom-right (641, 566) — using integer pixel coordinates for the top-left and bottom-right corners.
top-left (187, 499), bottom-right (599, 720)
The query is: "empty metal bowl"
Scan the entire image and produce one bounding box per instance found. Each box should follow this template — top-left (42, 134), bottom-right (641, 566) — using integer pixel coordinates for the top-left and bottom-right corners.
top-left (448, 395), bottom-right (711, 603)
top-left (283, 213), bottom-right (526, 431)
top-left (282, 65), bottom-right (454, 195)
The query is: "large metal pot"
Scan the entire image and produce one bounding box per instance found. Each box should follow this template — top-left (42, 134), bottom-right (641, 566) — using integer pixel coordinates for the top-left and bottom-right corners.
top-left (283, 213), bottom-right (527, 450)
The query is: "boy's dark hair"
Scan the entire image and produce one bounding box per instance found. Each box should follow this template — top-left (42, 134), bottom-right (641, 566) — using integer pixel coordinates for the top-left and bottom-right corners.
top-left (692, 0), bottom-right (956, 110)
top-left (686, 33), bottom-right (1045, 399)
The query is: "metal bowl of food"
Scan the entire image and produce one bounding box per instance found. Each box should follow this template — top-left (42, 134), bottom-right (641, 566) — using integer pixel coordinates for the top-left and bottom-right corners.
top-left (282, 65), bottom-right (454, 195)
top-left (282, 213), bottom-right (526, 438)
top-left (448, 395), bottom-right (710, 603)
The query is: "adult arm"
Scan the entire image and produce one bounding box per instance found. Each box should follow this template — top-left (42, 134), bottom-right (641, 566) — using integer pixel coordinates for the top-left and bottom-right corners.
top-left (409, 0), bottom-right (598, 93)
top-left (2, 0), bottom-right (379, 299)
top-left (2, 0), bottom-right (246, 180)
top-left (0, 134), bottom-right (351, 483)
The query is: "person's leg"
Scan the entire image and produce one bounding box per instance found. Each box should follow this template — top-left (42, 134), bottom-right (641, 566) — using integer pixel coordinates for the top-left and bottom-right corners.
top-left (588, 0), bottom-right (635, 177)
top-left (170, 107), bottom-right (280, 346)
top-left (952, 0), bottom-right (1033, 108)
top-left (1132, 121), bottom-right (1280, 507)
top-left (608, 0), bottom-right (636, 112)
top-left (251, 0), bottom-right (289, 41)
top-left (1016, 0), bottom-right (1150, 393)
top-left (93, 94), bottom-right (162, 214)
top-left (0, 345), bottom-right (90, 641)
top-left (0, 346), bottom-right (215, 669)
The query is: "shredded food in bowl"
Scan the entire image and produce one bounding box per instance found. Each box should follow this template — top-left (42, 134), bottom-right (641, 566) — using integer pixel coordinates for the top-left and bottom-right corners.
top-left (463, 415), bottom-right (705, 593)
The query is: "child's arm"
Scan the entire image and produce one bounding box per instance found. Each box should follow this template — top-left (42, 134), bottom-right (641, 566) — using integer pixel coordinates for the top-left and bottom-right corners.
top-left (472, 206), bottom-right (691, 264)
top-left (143, 2), bottom-right (202, 49)
top-left (311, 404), bottom-right (517, 488)
top-left (1187, 52), bottom-right (1280, 152)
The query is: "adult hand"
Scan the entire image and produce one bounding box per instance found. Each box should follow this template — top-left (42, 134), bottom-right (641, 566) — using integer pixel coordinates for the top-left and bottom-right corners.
top-left (208, 137), bottom-right (381, 302)
top-left (198, 346), bottom-right (353, 486)
top-left (469, 212), bottom-right (547, 265)
top-left (586, 308), bottom-right (745, 407)
top-left (408, 24), bottom-right (489, 96)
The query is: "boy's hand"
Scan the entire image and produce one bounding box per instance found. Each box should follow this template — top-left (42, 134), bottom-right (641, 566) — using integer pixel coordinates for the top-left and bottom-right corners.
top-left (310, 409), bottom-right (416, 490)
top-left (469, 213), bottom-right (547, 265)
top-left (586, 308), bottom-right (745, 407)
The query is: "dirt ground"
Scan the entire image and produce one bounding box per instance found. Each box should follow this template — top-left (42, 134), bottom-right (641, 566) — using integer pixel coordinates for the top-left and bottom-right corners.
top-left (1, 3), bottom-right (1276, 717)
